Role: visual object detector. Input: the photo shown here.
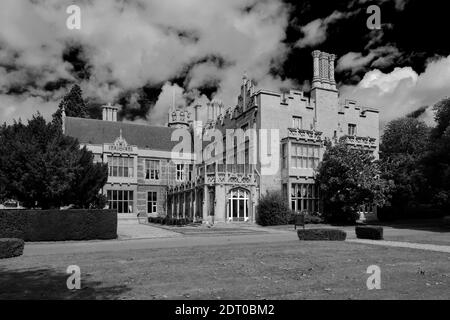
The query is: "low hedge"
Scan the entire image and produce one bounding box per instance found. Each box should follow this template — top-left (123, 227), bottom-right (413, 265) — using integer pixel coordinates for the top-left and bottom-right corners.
top-left (297, 228), bottom-right (347, 241)
top-left (0, 209), bottom-right (117, 241)
top-left (443, 216), bottom-right (450, 227)
top-left (355, 225), bottom-right (384, 240)
top-left (0, 238), bottom-right (25, 259)
top-left (148, 216), bottom-right (192, 226)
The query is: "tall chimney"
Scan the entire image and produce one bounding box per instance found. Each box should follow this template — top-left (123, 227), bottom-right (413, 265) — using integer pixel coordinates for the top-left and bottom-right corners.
top-left (102, 103), bottom-right (118, 121)
top-left (312, 50), bottom-right (336, 91)
top-left (312, 50), bottom-right (321, 88)
top-left (194, 104), bottom-right (201, 122)
top-left (328, 54), bottom-right (336, 85)
top-left (206, 102), bottom-right (211, 121)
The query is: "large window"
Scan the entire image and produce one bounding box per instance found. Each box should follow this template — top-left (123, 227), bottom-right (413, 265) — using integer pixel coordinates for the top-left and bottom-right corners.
top-left (348, 123), bottom-right (357, 136)
top-left (176, 164), bottom-right (185, 181)
top-left (147, 191), bottom-right (157, 214)
top-left (107, 190), bottom-right (134, 214)
top-left (291, 184), bottom-right (319, 213)
top-left (145, 159), bottom-right (160, 180)
top-left (107, 156), bottom-right (134, 178)
top-left (228, 188), bottom-right (249, 222)
top-left (291, 143), bottom-right (320, 169)
top-left (292, 116), bottom-right (302, 129)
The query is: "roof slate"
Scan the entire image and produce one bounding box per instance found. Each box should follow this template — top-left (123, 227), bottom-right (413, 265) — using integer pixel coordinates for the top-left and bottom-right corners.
top-left (64, 117), bottom-right (183, 152)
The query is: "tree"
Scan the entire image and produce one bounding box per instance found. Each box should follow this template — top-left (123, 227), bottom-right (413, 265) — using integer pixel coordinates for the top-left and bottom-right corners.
top-left (64, 147), bottom-right (108, 209)
top-left (53, 84), bottom-right (88, 126)
top-left (380, 117), bottom-right (430, 209)
top-left (316, 142), bottom-right (391, 223)
top-left (422, 98), bottom-right (450, 209)
top-left (0, 114), bottom-right (108, 209)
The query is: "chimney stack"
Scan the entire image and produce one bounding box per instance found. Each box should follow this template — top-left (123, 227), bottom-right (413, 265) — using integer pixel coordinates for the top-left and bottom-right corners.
top-left (194, 104), bottom-right (201, 122)
top-left (311, 50), bottom-right (336, 91)
top-left (102, 103), bottom-right (118, 121)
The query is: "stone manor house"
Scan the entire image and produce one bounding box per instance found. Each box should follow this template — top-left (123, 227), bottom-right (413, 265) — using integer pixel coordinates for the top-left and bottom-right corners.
top-left (63, 51), bottom-right (379, 223)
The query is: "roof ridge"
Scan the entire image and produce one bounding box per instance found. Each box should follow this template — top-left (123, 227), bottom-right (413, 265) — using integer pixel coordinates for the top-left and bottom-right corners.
top-left (65, 116), bottom-right (175, 130)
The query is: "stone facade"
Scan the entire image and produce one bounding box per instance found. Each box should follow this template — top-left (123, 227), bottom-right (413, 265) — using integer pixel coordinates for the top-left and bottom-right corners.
top-left (64, 50), bottom-right (380, 223)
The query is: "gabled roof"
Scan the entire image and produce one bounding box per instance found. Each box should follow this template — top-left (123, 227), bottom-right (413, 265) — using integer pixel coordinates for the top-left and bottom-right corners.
top-left (64, 117), bottom-right (183, 152)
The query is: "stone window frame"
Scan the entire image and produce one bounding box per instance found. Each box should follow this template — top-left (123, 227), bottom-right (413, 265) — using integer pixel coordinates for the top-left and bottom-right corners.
top-left (145, 159), bottom-right (161, 181)
top-left (147, 191), bottom-right (157, 214)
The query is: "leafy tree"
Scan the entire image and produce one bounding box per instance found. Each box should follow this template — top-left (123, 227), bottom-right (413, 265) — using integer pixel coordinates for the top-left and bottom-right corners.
top-left (422, 98), bottom-right (450, 209)
top-left (316, 142), bottom-right (391, 223)
top-left (64, 147), bottom-right (108, 209)
top-left (0, 114), bottom-right (107, 209)
top-left (380, 117), bottom-right (430, 209)
top-left (53, 84), bottom-right (88, 126)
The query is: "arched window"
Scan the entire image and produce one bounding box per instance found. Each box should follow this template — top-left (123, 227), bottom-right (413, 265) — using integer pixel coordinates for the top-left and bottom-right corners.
top-left (228, 188), bottom-right (249, 222)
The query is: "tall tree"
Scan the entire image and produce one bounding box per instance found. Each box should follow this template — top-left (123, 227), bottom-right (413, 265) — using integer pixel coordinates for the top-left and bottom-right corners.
top-left (423, 98), bottom-right (450, 209)
top-left (0, 114), bottom-right (107, 209)
top-left (53, 84), bottom-right (88, 126)
top-left (316, 142), bottom-right (391, 223)
top-left (380, 117), bottom-right (430, 209)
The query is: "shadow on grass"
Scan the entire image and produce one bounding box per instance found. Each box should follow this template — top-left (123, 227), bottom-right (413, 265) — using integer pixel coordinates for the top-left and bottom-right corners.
top-left (370, 219), bottom-right (450, 233)
top-left (0, 266), bottom-right (131, 300)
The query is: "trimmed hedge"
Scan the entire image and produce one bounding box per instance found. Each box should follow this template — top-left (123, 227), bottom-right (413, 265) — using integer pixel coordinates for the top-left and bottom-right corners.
top-left (0, 238), bottom-right (24, 259)
top-left (355, 225), bottom-right (384, 240)
top-left (148, 216), bottom-right (193, 226)
top-left (378, 205), bottom-right (445, 221)
top-left (443, 216), bottom-right (450, 227)
top-left (297, 228), bottom-right (347, 241)
top-left (0, 209), bottom-right (117, 241)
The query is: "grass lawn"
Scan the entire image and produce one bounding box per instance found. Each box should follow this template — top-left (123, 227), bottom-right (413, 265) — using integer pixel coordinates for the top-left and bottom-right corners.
top-left (0, 240), bottom-right (449, 300)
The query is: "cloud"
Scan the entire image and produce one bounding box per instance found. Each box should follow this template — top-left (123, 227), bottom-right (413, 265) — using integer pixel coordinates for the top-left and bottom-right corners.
top-left (336, 52), bottom-right (376, 72)
top-left (296, 11), bottom-right (347, 48)
top-left (0, 0), bottom-right (293, 125)
top-left (336, 46), bottom-right (401, 74)
top-left (340, 55), bottom-right (450, 127)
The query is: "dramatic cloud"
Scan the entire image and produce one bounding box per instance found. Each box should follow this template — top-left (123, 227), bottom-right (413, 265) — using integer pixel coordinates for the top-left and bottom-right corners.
top-left (337, 46), bottom-right (401, 74)
top-left (296, 11), bottom-right (348, 48)
top-left (0, 0), bottom-right (293, 124)
top-left (340, 55), bottom-right (450, 127)
top-left (336, 52), bottom-right (376, 72)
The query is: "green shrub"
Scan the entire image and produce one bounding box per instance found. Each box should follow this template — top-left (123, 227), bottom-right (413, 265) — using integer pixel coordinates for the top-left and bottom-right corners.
top-left (0, 209), bottom-right (117, 241)
top-left (443, 216), bottom-right (450, 227)
top-left (257, 191), bottom-right (292, 226)
top-left (297, 229), bottom-right (347, 241)
top-left (0, 238), bottom-right (24, 259)
top-left (355, 226), bottom-right (384, 240)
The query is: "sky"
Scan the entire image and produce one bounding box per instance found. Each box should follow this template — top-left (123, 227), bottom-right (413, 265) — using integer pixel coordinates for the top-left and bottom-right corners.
top-left (0, 0), bottom-right (449, 128)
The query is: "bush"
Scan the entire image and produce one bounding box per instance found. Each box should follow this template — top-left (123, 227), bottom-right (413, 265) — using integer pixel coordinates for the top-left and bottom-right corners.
top-left (297, 228), bottom-right (347, 241)
top-left (0, 238), bottom-right (24, 259)
top-left (355, 226), bottom-right (384, 240)
top-left (0, 209), bottom-right (117, 241)
top-left (257, 191), bottom-right (292, 226)
top-left (378, 204), bottom-right (445, 221)
top-left (148, 216), bottom-right (191, 226)
top-left (443, 216), bottom-right (450, 227)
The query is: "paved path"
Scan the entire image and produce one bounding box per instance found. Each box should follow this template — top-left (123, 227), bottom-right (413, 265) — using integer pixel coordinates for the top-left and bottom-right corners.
top-left (117, 220), bottom-right (181, 240)
top-left (347, 239), bottom-right (450, 253)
